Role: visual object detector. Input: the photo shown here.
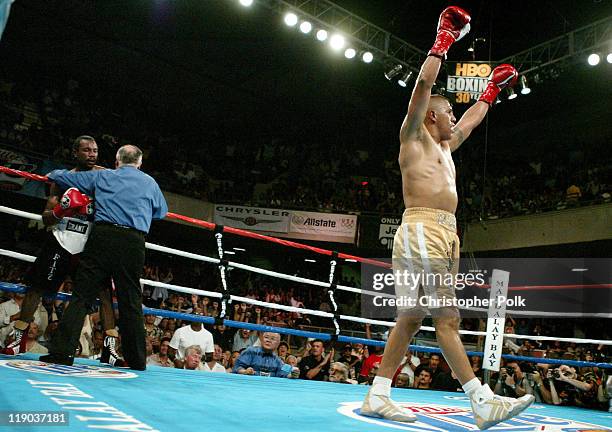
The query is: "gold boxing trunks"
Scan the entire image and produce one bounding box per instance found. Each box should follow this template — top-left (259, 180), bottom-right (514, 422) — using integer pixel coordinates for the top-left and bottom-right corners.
top-left (392, 207), bottom-right (460, 316)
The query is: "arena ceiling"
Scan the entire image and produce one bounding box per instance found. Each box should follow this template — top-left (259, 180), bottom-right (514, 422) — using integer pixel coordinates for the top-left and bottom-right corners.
top-left (0, 0), bottom-right (610, 151)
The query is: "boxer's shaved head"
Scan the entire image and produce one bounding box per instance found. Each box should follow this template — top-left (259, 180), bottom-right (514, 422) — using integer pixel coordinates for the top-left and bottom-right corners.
top-left (428, 94), bottom-right (451, 112)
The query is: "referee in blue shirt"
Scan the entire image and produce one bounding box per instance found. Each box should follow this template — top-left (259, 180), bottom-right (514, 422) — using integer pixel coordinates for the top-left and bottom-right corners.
top-left (40, 145), bottom-right (167, 370)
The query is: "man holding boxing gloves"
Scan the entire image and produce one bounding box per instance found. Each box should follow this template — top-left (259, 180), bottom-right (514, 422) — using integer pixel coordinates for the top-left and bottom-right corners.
top-left (360, 6), bottom-right (534, 429)
top-left (2, 136), bottom-right (123, 367)
top-left (41, 144), bottom-right (167, 370)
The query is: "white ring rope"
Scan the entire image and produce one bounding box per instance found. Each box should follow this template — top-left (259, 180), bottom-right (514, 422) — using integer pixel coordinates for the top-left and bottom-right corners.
top-left (0, 248), bottom-right (36, 263)
top-left (145, 242), bottom-right (218, 264)
top-left (0, 206), bottom-right (42, 221)
top-left (1, 206), bottom-right (611, 345)
top-left (147, 240), bottom-right (392, 299)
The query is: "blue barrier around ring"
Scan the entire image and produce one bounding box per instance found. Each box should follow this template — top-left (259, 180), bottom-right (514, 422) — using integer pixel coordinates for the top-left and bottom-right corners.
top-left (1, 281), bottom-right (611, 369)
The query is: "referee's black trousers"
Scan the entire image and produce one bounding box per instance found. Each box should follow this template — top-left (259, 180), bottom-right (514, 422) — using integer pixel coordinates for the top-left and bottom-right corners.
top-left (51, 224), bottom-right (147, 370)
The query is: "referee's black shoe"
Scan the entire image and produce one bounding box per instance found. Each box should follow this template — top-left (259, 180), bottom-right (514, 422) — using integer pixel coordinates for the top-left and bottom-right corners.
top-left (100, 335), bottom-right (128, 367)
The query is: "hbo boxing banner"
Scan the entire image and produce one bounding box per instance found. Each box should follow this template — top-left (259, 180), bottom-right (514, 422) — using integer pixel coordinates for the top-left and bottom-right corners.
top-left (214, 205), bottom-right (290, 233)
top-left (289, 211), bottom-right (357, 244)
top-left (446, 62), bottom-right (492, 104)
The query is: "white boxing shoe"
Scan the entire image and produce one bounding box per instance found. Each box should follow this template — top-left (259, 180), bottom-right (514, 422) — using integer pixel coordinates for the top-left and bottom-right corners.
top-left (470, 384), bottom-right (535, 430)
top-left (360, 388), bottom-right (417, 422)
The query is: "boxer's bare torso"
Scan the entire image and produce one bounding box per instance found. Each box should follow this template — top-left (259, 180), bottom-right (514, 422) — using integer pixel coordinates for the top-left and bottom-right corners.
top-left (399, 125), bottom-right (458, 214)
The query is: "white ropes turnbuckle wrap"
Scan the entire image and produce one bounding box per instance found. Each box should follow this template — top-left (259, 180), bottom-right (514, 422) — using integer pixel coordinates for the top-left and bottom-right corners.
top-left (327, 252), bottom-right (341, 339)
top-left (214, 226), bottom-right (231, 322)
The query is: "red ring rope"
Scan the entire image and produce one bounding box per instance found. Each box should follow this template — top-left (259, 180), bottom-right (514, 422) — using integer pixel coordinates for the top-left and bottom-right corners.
top-left (0, 165), bottom-right (391, 269)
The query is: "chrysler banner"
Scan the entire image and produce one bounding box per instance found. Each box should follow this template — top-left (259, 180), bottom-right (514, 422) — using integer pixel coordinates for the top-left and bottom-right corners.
top-left (214, 205), bottom-right (290, 233)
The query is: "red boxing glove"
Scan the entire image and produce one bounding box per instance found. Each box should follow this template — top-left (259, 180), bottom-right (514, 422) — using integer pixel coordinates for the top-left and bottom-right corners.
top-left (52, 187), bottom-right (90, 220)
top-left (428, 6), bottom-right (471, 59)
top-left (478, 64), bottom-right (518, 105)
top-left (77, 195), bottom-right (94, 216)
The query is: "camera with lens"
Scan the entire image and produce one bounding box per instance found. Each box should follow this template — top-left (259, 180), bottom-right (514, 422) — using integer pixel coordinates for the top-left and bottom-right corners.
top-left (552, 368), bottom-right (561, 379)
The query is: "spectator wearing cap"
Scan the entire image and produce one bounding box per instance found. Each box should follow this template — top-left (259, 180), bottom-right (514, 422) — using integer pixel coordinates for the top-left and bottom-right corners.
top-left (233, 332), bottom-right (294, 378)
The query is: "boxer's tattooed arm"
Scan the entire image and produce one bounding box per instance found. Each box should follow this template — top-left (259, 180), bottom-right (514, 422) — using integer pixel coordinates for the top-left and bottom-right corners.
top-left (450, 99), bottom-right (489, 151)
top-left (448, 127), bottom-right (465, 152)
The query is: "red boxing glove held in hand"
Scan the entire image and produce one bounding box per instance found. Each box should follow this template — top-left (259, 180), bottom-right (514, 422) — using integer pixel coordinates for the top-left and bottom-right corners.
top-left (76, 195), bottom-right (94, 216)
top-left (428, 6), bottom-right (471, 59)
top-left (52, 187), bottom-right (90, 220)
top-left (478, 64), bottom-right (518, 105)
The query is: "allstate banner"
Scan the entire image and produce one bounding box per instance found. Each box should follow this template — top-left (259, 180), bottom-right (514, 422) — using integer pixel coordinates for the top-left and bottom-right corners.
top-left (214, 204), bottom-right (290, 233)
top-left (289, 211), bottom-right (357, 244)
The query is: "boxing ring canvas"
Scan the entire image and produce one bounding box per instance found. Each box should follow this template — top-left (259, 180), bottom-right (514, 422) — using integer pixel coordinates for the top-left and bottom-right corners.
top-left (1, 354), bottom-right (610, 432)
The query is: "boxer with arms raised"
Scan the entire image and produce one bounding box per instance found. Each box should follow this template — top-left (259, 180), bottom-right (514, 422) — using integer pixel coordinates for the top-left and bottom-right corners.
top-left (360, 7), bottom-right (534, 429)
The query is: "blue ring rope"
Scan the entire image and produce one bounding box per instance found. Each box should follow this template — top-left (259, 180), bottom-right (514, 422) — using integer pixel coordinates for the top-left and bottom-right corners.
top-left (1, 281), bottom-right (610, 369)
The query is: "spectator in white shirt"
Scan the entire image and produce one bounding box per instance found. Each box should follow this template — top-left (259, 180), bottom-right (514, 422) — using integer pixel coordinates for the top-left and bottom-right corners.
top-left (397, 350), bottom-right (421, 387)
top-left (0, 293), bottom-right (46, 348)
top-left (169, 321), bottom-right (214, 369)
top-left (201, 344), bottom-right (226, 373)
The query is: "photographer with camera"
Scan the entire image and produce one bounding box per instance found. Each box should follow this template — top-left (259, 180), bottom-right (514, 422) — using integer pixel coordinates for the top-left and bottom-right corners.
top-left (550, 364), bottom-right (603, 409)
top-left (494, 361), bottom-right (528, 398)
top-left (524, 364), bottom-right (554, 404)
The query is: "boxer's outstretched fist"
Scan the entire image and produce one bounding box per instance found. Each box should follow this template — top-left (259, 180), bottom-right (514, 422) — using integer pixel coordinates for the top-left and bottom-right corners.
top-left (479, 64), bottom-right (518, 105)
top-left (429, 6), bottom-right (471, 59)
